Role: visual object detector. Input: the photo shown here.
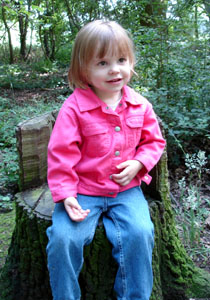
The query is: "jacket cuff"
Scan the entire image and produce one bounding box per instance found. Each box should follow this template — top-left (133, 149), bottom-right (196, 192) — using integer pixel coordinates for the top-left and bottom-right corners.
top-left (50, 188), bottom-right (77, 203)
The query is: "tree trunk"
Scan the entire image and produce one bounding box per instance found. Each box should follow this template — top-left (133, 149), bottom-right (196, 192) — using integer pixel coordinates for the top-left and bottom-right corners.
top-left (194, 5), bottom-right (199, 39)
top-left (19, 14), bottom-right (28, 61)
top-left (1, 3), bottom-right (14, 64)
top-left (16, 0), bottom-right (32, 61)
top-left (63, 0), bottom-right (81, 35)
top-left (0, 112), bottom-right (209, 300)
top-left (139, 0), bottom-right (168, 28)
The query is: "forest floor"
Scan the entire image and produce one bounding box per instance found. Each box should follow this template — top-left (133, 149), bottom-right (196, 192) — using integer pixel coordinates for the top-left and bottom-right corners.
top-left (0, 87), bottom-right (210, 299)
top-left (169, 170), bottom-right (210, 273)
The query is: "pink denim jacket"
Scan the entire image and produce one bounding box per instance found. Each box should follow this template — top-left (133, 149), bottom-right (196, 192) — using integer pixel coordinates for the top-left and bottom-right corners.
top-left (47, 85), bottom-right (166, 202)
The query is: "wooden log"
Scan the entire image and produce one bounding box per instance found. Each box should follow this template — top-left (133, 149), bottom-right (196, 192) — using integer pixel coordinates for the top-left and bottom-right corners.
top-left (16, 111), bottom-right (58, 191)
top-left (0, 112), bottom-right (210, 300)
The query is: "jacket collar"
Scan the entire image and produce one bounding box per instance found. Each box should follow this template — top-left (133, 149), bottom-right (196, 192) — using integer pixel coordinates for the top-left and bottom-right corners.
top-left (74, 85), bottom-right (145, 112)
top-left (123, 85), bottom-right (146, 106)
top-left (74, 87), bottom-right (102, 112)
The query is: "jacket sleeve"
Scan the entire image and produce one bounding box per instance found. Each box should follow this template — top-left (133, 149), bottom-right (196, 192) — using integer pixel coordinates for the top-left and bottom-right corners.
top-left (47, 104), bottom-right (82, 202)
top-left (134, 102), bottom-right (166, 181)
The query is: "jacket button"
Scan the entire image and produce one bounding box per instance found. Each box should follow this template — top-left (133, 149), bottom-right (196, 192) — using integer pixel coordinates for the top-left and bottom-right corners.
top-left (115, 126), bottom-right (121, 132)
top-left (108, 192), bottom-right (114, 195)
top-left (144, 175), bottom-right (148, 180)
top-left (115, 151), bottom-right (120, 156)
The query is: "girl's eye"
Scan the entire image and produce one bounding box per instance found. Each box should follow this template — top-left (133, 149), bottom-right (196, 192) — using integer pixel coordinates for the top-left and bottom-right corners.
top-left (119, 57), bottom-right (127, 63)
top-left (98, 61), bottom-right (107, 66)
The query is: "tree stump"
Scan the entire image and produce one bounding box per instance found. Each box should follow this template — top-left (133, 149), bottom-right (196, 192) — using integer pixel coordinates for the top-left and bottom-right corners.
top-left (0, 112), bottom-right (210, 300)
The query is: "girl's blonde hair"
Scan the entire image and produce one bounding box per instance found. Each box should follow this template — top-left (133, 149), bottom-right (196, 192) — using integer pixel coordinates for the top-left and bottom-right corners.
top-left (68, 20), bottom-right (135, 89)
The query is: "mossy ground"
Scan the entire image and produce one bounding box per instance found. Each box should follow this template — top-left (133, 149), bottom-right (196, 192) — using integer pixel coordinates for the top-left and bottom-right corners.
top-left (0, 205), bottom-right (15, 269)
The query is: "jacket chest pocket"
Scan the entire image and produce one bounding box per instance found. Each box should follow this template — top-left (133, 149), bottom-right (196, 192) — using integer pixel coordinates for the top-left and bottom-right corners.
top-left (126, 116), bottom-right (144, 148)
top-left (82, 124), bottom-right (111, 157)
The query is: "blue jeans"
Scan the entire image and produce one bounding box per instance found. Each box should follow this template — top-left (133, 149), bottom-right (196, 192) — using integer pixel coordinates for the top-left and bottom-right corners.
top-left (46, 186), bottom-right (154, 300)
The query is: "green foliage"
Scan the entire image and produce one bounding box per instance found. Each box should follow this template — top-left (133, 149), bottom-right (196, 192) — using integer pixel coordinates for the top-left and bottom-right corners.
top-left (175, 151), bottom-right (209, 259)
top-left (0, 96), bottom-right (62, 190)
top-left (31, 59), bottom-right (58, 74)
top-left (0, 204), bottom-right (15, 269)
top-left (132, 17), bottom-right (210, 166)
top-left (54, 43), bottom-right (73, 67)
top-left (152, 98), bottom-right (209, 166)
top-left (0, 46), bottom-right (19, 64)
top-left (0, 195), bottom-right (13, 213)
top-left (0, 63), bottom-right (67, 90)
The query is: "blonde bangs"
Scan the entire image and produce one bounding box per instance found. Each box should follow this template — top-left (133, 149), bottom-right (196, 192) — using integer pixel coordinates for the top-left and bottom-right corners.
top-left (94, 30), bottom-right (135, 65)
top-left (68, 20), bottom-right (135, 89)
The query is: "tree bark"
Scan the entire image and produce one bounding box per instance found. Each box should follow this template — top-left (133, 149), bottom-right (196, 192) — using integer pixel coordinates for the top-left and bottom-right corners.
top-left (63, 0), bottom-right (81, 36)
top-left (15, 0), bottom-right (32, 61)
top-left (0, 112), bottom-right (209, 300)
top-left (1, 2), bottom-right (14, 64)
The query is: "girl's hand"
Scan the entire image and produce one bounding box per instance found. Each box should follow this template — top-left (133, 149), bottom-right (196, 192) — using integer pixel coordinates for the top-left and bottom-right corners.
top-left (63, 197), bottom-right (90, 222)
top-left (112, 160), bottom-right (143, 186)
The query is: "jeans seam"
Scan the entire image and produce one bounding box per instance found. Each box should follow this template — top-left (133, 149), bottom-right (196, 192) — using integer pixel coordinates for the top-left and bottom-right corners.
top-left (110, 210), bottom-right (127, 298)
top-left (85, 209), bottom-right (102, 245)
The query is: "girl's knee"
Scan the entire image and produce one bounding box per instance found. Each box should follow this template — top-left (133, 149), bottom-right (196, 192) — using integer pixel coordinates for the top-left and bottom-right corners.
top-left (125, 220), bottom-right (154, 244)
top-left (47, 225), bottom-right (68, 250)
top-left (47, 224), bottom-right (84, 252)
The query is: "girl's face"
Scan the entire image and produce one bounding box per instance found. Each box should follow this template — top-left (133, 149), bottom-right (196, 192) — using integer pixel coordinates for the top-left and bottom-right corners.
top-left (87, 51), bottom-right (132, 103)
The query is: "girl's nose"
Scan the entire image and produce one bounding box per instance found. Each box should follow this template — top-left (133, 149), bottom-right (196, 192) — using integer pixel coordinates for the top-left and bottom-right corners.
top-left (109, 63), bottom-right (120, 74)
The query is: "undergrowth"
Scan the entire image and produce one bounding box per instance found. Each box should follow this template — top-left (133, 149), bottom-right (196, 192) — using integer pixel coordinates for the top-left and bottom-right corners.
top-left (174, 151), bottom-right (210, 262)
top-left (0, 203), bottom-right (15, 269)
top-left (0, 95), bottom-right (63, 194)
top-left (0, 62), bottom-right (66, 90)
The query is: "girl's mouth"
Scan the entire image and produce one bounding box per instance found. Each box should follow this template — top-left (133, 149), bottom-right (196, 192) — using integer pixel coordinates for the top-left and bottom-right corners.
top-left (107, 78), bottom-right (122, 83)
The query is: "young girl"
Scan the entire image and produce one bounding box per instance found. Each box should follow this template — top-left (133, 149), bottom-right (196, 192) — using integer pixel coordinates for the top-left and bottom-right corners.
top-left (47, 20), bottom-right (166, 300)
